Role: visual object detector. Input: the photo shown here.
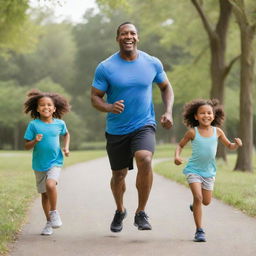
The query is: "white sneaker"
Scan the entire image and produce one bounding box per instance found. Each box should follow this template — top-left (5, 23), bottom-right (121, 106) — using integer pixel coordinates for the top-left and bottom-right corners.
top-left (41, 221), bottom-right (53, 235)
top-left (49, 210), bottom-right (62, 228)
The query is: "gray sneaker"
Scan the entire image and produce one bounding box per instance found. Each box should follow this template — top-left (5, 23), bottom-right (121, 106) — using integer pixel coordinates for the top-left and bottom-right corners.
top-left (134, 211), bottom-right (152, 230)
top-left (41, 221), bottom-right (53, 235)
top-left (110, 209), bottom-right (127, 232)
top-left (49, 210), bottom-right (62, 228)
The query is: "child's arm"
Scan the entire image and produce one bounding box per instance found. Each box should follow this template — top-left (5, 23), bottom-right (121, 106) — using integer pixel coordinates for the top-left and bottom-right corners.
top-left (174, 129), bottom-right (194, 165)
top-left (62, 132), bottom-right (70, 157)
top-left (217, 127), bottom-right (242, 150)
top-left (24, 134), bottom-right (43, 150)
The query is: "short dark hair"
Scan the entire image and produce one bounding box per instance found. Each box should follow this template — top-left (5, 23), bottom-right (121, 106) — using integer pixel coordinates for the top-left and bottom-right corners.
top-left (116, 21), bottom-right (137, 36)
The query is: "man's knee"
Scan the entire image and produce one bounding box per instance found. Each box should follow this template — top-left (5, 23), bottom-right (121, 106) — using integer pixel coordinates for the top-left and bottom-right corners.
top-left (112, 169), bottom-right (127, 183)
top-left (135, 151), bottom-right (153, 168)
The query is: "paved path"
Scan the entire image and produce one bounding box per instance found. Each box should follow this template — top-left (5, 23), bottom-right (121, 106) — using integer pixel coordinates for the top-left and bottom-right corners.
top-left (10, 157), bottom-right (256, 256)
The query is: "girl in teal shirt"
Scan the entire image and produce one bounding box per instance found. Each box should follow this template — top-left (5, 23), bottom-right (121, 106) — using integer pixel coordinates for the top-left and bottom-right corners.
top-left (174, 99), bottom-right (242, 242)
top-left (24, 89), bottom-right (70, 235)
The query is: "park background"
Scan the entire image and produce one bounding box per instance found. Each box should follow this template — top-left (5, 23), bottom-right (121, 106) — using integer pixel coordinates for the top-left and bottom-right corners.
top-left (0, 0), bottom-right (256, 254)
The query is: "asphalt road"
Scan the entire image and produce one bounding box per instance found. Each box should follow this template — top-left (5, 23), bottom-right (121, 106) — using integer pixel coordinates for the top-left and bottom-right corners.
top-left (9, 157), bottom-right (256, 256)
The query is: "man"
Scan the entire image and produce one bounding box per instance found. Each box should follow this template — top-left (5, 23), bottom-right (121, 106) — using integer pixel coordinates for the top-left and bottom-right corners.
top-left (91, 22), bottom-right (174, 232)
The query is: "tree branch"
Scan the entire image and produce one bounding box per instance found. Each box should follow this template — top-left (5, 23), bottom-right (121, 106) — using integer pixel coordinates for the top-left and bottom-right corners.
top-left (191, 0), bottom-right (214, 38)
top-left (228, 0), bottom-right (248, 26)
top-left (223, 55), bottom-right (241, 78)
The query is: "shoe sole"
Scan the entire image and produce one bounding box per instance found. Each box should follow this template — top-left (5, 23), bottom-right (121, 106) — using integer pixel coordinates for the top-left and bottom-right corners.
top-left (110, 227), bottom-right (122, 232)
top-left (52, 224), bottom-right (62, 229)
top-left (194, 239), bottom-right (206, 242)
top-left (134, 223), bottom-right (152, 230)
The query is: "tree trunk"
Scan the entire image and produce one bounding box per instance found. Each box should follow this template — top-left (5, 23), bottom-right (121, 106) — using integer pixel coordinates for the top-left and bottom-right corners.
top-left (210, 0), bottom-right (232, 161)
top-left (209, 35), bottom-right (227, 161)
top-left (234, 25), bottom-right (255, 172)
top-left (191, 0), bottom-right (232, 161)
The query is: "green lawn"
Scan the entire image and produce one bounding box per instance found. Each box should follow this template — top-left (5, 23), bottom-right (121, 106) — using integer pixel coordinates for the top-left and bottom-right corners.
top-left (0, 150), bottom-right (106, 255)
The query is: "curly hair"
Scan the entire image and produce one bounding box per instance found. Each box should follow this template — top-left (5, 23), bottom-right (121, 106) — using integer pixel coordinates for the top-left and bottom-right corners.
top-left (183, 99), bottom-right (224, 128)
top-left (24, 89), bottom-right (71, 119)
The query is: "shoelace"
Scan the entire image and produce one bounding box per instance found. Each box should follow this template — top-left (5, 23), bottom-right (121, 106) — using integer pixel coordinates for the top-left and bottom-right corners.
top-left (50, 212), bottom-right (58, 222)
top-left (113, 211), bottom-right (124, 223)
top-left (138, 212), bottom-right (149, 220)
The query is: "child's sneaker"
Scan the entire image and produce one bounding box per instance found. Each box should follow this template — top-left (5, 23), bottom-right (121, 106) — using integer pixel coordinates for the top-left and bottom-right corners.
top-left (194, 228), bottom-right (206, 242)
top-left (49, 210), bottom-right (62, 228)
top-left (41, 221), bottom-right (53, 235)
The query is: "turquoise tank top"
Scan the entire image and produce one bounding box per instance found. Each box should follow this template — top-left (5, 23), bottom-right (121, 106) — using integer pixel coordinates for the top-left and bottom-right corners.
top-left (183, 126), bottom-right (218, 178)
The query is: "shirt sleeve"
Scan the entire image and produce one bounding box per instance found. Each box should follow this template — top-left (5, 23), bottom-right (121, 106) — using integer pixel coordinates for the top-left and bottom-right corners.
top-left (92, 63), bottom-right (109, 92)
top-left (152, 57), bottom-right (167, 84)
top-left (24, 122), bottom-right (35, 141)
top-left (60, 121), bottom-right (68, 136)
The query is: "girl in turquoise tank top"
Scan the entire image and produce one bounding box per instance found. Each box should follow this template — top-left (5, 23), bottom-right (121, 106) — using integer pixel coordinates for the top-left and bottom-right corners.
top-left (174, 99), bottom-right (242, 242)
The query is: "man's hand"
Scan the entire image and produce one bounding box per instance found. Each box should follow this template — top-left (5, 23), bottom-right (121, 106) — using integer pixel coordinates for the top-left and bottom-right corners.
top-left (111, 100), bottom-right (125, 114)
top-left (160, 113), bottom-right (173, 129)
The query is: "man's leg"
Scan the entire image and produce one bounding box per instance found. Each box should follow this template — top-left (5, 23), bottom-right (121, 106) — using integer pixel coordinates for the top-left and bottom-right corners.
top-left (134, 150), bottom-right (153, 230)
top-left (134, 150), bottom-right (153, 213)
top-left (110, 168), bottom-right (128, 212)
top-left (110, 168), bottom-right (128, 232)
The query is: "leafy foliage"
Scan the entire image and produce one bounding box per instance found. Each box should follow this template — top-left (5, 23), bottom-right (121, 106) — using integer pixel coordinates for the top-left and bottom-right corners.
top-left (0, 0), bottom-right (39, 54)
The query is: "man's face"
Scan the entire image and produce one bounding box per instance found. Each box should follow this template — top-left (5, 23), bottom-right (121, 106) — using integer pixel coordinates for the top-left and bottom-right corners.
top-left (116, 24), bottom-right (139, 53)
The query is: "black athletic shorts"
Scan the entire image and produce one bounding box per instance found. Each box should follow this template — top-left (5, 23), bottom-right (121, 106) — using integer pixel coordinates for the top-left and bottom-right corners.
top-left (105, 125), bottom-right (156, 171)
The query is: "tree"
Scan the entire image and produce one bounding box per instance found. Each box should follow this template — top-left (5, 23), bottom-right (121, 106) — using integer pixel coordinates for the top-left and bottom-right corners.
top-left (0, 81), bottom-right (28, 149)
top-left (230, 0), bottom-right (256, 171)
top-left (190, 0), bottom-right (241, 161)
top-left (0, 0), bottom-right (38, 54)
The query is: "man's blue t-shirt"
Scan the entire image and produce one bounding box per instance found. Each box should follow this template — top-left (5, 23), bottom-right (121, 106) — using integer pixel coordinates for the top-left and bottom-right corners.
top-left (24, 119), bottom-right (68, 172)
top-left (92, 50), bottom-right (167, 135)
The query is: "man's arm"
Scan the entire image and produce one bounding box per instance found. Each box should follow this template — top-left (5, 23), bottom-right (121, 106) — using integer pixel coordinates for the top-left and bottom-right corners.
top-left (157, 79), bottom-right (174, 129)
top-left (91, 87), bottom-right (125, 114)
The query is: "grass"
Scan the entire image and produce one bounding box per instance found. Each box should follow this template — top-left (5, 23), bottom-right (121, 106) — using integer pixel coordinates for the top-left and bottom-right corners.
top-left (0, 150), bottom-right (106, 255)
top-left (153, 145), bottom-right (256, 218)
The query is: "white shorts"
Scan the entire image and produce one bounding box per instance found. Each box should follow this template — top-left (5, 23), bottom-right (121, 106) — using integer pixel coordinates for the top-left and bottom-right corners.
top-left (34, 166), bottom-right (61, 193)
top-left (186, 173), bottom-right (215, 191)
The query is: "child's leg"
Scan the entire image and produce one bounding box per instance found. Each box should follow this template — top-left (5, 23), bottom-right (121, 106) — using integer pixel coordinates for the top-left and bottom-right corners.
top-left (201, 176), bottom-right (214, 206)
top-left (189, 182), bottom-right (203, 229)
top-left (41, 192), bottom-right (50, 221)
top-left (46, 179), bottom-right (57, 211)
top-left (45, 167), bottom-right (61, 211)
top-left (202, 189), bottom-right (212, 206)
